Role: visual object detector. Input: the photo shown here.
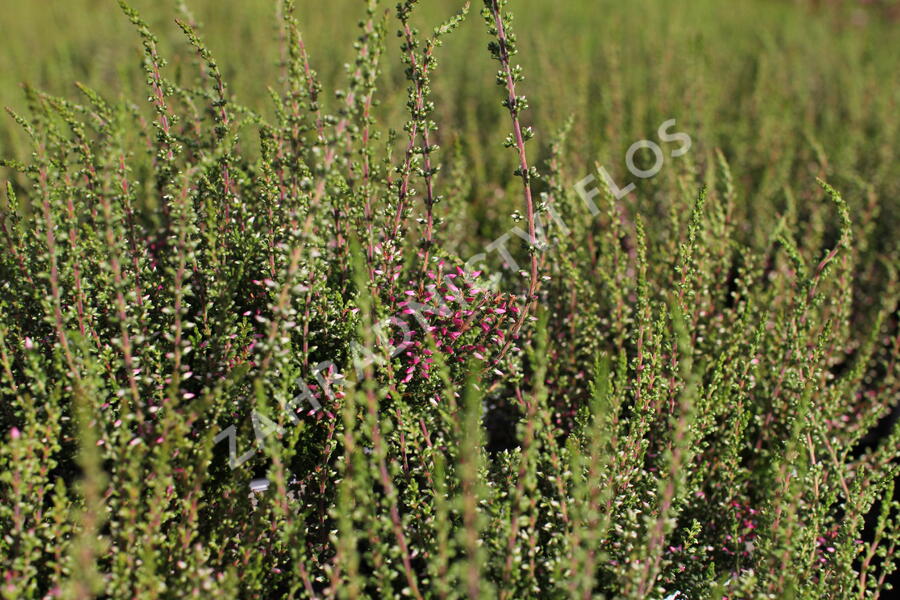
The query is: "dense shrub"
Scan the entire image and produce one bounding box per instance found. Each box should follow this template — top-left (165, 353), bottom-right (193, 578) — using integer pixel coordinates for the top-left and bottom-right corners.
top-left (1, 1), bottom-right (898, 598)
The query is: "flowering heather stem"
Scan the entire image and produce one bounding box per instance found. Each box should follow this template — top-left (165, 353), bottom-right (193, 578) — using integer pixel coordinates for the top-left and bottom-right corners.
top-left (98, 175), bottom-right (142, 414)
top-left (486, 0), bottom-right (538, 306)
top-left (0, 184), bottom-right (33, 286)
top-left (500, 386), bottom-right (537, 596)
top-left (389, 59), bottom-right (424, 240)
top-left (38, 161), bottom-right (79, 378)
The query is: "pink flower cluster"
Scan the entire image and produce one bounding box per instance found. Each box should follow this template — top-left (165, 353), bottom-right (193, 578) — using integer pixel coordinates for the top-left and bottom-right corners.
top-left (389, 263), bottom-right (520, 385)
top-left (814, 527), bottom-right (839, 565)
top-left (721, 500), bottom-right (759, 557)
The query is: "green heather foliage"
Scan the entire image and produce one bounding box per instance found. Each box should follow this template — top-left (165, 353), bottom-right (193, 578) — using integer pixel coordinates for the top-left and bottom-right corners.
top-left (1, 1), bottom-right (899, 599)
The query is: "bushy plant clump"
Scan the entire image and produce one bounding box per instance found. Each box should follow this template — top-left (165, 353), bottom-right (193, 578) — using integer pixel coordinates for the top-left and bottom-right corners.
top-left (1, 1), bottom-right (898, 598)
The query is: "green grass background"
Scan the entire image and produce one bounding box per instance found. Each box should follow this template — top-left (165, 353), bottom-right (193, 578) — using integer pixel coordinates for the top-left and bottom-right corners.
top-left (1, 0), bottom-right (898, 251)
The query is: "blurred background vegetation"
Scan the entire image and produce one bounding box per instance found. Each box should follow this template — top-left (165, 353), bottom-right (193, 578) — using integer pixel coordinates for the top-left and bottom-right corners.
top-left (1, 0), bottom-right (898, 255)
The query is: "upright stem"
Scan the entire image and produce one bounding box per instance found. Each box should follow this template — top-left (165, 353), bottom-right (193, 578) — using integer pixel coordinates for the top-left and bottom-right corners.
top-left (486, 0), bottom-right (539, 354)
top-left (404, 33), bottom-right (439, 277)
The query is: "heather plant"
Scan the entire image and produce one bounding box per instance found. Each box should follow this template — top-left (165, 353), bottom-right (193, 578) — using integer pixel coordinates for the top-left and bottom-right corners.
top-left (1, 1), bottom-right (899, 599)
